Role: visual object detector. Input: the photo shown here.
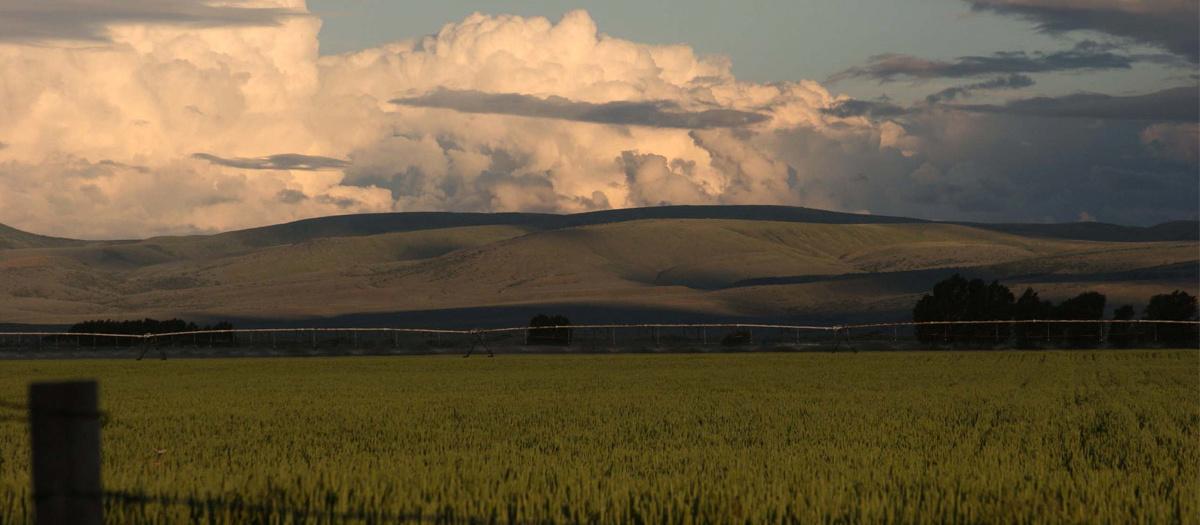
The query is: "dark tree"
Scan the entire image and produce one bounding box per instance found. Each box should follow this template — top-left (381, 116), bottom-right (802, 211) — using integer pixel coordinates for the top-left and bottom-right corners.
top-left (1054, 292), bottom-right (1106, 320)
top-left (1112, 305), bottom-right (1136, 320)
top-left (1013, 288), bottom-right (1054, 320)
top-left (1012, 288), bottom-right (1054, 347)
top-left (1053, 292), bottom-right (1106, 348)
top-left (526, 314), bottom-right (573, 346)
top-left (913, 274), bottom-right (1014, 345)
top-left (1144, 291), bottom-right (1199, 347)
top-left (67, 318), bottom-right (234, 346)
top-left (1144, 290), bottom-right (1198, 321)
top-left (1109, 305), bottom-right (1137, 348)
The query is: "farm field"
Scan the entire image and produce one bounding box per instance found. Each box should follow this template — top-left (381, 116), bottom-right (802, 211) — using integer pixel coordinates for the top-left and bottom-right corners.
top-left (1, 351), bottom-right (1197, 524)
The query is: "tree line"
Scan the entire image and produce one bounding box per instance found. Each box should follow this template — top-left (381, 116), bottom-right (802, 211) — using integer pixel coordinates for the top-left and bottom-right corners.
top-left (913, 275), bottom-right (1198, 347)
top-left (68, 318), bottom-right (234, 346)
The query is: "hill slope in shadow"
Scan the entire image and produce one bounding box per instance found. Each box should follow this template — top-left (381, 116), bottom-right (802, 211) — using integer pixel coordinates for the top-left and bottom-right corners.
top-left (0, 206), bottom-right (1196, 326)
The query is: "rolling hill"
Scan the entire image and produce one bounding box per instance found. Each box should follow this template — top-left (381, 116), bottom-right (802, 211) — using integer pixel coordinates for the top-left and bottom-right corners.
top-left (0, 223), bottom-right (88, 250)
top-left (0, 206), bottom-right (1196, 327)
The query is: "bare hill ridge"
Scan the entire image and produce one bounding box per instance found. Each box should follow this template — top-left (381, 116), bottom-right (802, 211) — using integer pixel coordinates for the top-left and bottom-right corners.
top-left (0, 206), bottom-right (1196, 326)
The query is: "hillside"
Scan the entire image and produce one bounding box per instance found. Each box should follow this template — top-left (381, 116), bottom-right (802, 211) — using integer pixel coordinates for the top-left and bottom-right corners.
top-left (0, 223), bottom-right (88, 250)
top-left (0, 207), bottom-right (1196, 326)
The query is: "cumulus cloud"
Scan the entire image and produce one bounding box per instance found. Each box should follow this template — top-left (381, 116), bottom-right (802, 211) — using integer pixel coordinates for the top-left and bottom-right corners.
top-left (966, 0), bottom-right (1200, 62)
top-left (956, 86), bottom-right (1199, 121)
top-left (830, 41), bottom-right (1141, 82)
top-left (193, 152), bottom-right (349, 170)
top-left (0, 3), bottom-right (1194, 238)
top-left (618, 151), bottom-right (713, 206)
top-left (390, 89), bottom-right (769, 129)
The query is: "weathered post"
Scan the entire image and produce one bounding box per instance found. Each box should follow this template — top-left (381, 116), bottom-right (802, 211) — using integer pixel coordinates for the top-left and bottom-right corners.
top-left (29, 381), bottom-right (103, 525)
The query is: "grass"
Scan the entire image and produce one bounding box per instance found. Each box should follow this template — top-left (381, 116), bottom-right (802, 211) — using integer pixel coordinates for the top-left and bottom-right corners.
top-left (0, 351), bottom-right (1197, 523)
top-left (4, 218), bottom-right (1195, 325)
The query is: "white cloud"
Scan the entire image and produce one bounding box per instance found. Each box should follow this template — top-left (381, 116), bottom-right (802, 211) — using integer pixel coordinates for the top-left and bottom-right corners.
top-left (0, 4), bottom-right (875, 237)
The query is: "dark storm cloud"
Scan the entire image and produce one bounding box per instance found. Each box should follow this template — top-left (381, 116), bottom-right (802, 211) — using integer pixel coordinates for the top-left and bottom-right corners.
top-left (805, 81), bottom-right (1198, 226)
top-left (966, 0), bottom-right (1200, 63)
top-left (315, 195), bottom-right (359, 209)
top-left (821, 99), bottom-right (911, 118)
top-left (955, 86), bottom-right (1199, 122)
top-left (275, 189), bottom-right (308, 204)
top-left (0, 0), bottom-right (302, 43)
top-left (925, 74), bottom-right (1035, 103)
top-left (390, 89), bottom-right (769, 129)
top-left (830, 41), bottom-right (1139, 82)
top-left (192, 153), bottom-right (350, 171)
top-left (824, 75), bottom-right (1036, 118)
top-left (785, 109), bottom-right (1199, 226)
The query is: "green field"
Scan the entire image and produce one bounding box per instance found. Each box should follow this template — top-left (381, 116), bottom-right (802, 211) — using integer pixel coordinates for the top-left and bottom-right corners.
top-left (1, 351), bottom-right (1197, 523)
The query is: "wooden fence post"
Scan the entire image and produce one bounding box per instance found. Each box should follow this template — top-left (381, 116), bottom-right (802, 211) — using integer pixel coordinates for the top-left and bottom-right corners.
top-left (29, 381), bottom-right (103, 525)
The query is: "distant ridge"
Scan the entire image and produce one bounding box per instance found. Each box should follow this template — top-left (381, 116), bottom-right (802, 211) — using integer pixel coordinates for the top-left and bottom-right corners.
top-left (2, 206), bottom-right (1196, 247)
top-left (0, 223), bottom-right (85, 249)
top-left (205, 206), bottom-right (1200, 248)
top-left (968, 220), bottom-right (1199, 243)
top-left (209, 205), bottom-right (924, 249)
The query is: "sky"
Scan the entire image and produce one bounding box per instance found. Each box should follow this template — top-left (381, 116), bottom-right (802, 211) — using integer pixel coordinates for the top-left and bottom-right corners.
top-left (0, 0), bottom-right (1196, 238)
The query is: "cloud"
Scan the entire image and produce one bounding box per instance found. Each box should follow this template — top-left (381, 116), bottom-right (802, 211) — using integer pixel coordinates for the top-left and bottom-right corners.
top-left (831, 41), bottom-right (1139, 82)
top-left (193, 153), bottom-right (349, 171)
top-left (276, 188), bottom-right (308, 203)
top-left (826, 74), bottom-right (1037, 118)
top-left (821, 99), bottom-right (910, 118)
top-left (0, 0), bottom-right (303, 44)
top-left (966, 0), bottom-right (1200, 62)
top-left (619, 151), bottom-right (713, 206)
top-left (1141, 123), bottom-right (1200, 164)
top-left (925, 74), bottom-right (1035, 103)
top-left (0, 6), bottom-right (1194, 237)
top-left (821, 109), bottom-right (1198, 225)
top-left (390, 89), bottom-right (769, 129)
top-left (955, 86), bottom-right (1199, 121)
